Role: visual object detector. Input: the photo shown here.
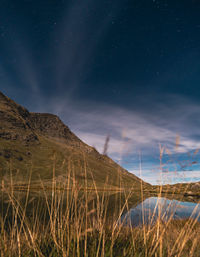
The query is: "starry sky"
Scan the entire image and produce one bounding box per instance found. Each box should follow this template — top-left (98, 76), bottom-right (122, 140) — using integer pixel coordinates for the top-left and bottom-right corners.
top-left (1, 0), bottom-right (200, 184)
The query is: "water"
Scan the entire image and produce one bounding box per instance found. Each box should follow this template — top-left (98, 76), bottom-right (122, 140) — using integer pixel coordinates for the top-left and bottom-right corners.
top-left (121, 197), bottom-right (200, 227)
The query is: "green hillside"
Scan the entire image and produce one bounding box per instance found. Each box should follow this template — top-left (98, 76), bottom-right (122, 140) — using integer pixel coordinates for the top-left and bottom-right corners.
top-left (0, 91), bottom-right (150, 189)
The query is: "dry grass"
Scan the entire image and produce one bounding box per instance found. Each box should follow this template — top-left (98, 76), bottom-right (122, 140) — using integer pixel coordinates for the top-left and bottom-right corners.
top-left (0, 154), bottom-right (200, 257)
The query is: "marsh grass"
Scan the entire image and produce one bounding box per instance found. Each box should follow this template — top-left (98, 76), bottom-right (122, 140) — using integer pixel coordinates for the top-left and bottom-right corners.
top-left (0, 154), bottom-right (200, 257)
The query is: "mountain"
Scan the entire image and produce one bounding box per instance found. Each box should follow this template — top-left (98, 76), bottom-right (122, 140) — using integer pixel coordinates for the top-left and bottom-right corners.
top-left (0, 91), bottom-right (149, 189)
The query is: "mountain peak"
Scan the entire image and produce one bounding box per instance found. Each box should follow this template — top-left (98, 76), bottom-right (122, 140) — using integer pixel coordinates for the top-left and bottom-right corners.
top-left (0, 91), bottom-right (38, 144)
top-left (0, 91), bottom-right (148, 188)
top-left (0, 91), bottom-right (6, 99)
top-left (30, 112), bottom-right (83, 145)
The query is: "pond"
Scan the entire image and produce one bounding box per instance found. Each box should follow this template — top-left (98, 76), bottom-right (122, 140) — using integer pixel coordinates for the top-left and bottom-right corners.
top-left (121, 197), bottom-right (200, 227)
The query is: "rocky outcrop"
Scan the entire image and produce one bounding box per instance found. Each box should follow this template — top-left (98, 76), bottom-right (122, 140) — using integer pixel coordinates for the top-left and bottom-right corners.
top-left (0, 91), bottom-right (123, 161)
top-left (29, 113), bottom-right (100, 154)
top-left (30, 113), bottom-right (81, 143)
top-left (0, 91), bottom-right (96, 152)
top-left (0, 92), bottom-right (39, 144)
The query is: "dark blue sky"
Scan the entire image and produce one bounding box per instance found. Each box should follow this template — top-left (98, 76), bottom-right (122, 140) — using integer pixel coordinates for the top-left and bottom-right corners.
top-left (1, 0), bottom-right (200, 184)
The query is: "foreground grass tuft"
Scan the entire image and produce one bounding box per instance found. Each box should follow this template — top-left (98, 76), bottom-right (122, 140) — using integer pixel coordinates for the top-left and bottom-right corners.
top-left (0, 168), bottom-right (200, 257)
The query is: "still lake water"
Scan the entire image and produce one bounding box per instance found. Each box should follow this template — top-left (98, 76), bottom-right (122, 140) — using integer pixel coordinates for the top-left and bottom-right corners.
top-left (121, 197), bottom-right (200, 227)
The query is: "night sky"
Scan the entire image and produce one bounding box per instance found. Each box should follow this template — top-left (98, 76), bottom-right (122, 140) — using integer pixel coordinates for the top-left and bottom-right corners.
top-left (1, 0), bottom-right (200, 184)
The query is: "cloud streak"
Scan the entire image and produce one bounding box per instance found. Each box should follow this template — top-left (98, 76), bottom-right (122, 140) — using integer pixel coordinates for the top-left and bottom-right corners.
top-left (36, 94), bottom-right (200, 184)
top-left (54, 96), bottom-right (200, 155)
top-left (133, 170), bottom-right (200, 185)
top-left (53, 0), bottom-right (123, 95)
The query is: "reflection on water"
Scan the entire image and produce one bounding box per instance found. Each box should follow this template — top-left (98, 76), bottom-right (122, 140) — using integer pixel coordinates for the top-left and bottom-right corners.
top-left (121, 197), bottom-right (200, 227)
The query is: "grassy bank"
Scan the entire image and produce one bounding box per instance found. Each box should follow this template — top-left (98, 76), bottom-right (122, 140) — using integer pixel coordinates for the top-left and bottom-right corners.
top-left (0, 170), bottom-right (200, 257)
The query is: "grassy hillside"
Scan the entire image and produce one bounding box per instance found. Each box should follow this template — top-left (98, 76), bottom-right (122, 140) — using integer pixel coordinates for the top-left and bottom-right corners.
top-left (0, 91), bottom-right (149, 189)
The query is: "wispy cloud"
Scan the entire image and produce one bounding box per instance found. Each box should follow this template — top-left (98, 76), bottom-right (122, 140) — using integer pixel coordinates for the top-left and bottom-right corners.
top-left (52, 0), bottom-right (122, 94)
top-left (52, 97), bottom-right (200, 156)
top-left (34, 94), bottom-right (200, 184)
top-left (133, 169), bottom-right (200, 185)
top-left (0, 25), bottom-right (41, 105)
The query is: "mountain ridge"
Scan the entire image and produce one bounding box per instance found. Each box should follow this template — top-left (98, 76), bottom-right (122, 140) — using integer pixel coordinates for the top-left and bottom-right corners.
top-left (0, 91), bottom-right (148, 188)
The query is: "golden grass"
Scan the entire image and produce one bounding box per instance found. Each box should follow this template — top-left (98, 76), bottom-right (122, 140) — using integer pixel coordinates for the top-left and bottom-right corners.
top-left (0, 155), bottom-right (200, 257)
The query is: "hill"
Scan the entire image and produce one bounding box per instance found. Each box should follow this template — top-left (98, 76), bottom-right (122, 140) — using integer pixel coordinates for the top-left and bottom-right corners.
top-left (0, 91), bottom-right (149, 189)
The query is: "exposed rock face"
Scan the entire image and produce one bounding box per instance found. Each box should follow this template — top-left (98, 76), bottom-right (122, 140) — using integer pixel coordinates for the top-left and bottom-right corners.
top-left (0, 92), bottom-right (38, 144)
top-left (0, 92), bottom-right (30, 122)
top-left (30, 113), bottom-right (82, 145)
top-left (0, 91), bottom-right (95, 151)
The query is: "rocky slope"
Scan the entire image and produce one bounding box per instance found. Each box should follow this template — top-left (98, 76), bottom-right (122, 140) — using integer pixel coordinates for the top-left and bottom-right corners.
top-left (0, 92), bottom-right (38, 143)
top-left (0, 91), bottom-right (149, 188)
